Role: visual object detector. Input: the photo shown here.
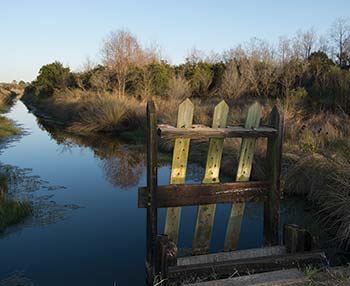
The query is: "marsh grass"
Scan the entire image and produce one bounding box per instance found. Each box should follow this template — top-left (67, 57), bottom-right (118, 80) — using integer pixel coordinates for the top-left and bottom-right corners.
top-left (69, 94), bottom-right (128, 132)
top-left (0, 92), bottom-right (20, 141)
top-left (0, 88), bottom-right (18, 112)
top-left (283, 138), bottom-right (350, 247)
top-left (0, 116), bottom-right (19, 141)
top-left (21, 89), bottom-right (350, 246)
top-left (0, 271), bottom-right (34, 286)
top-left (0, 173), bottom-right (31, 233)
top-left (0, 196), bottom-right (32, 232)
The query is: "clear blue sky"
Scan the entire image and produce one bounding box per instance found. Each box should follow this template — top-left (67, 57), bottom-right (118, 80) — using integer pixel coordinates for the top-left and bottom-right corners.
top-left (1, 0), bottom-right (349, 82)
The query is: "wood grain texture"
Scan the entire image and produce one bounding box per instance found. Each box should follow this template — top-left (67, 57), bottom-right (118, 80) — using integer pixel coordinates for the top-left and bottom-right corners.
top-left (168, 251), bottom-right (326, 283)
top-left (146, 101), bottom-right (158, 285)
top-left (138, 181), bottom-right (269, 208)
top-left (264, 105), bottom-right (284, 246)
top-left (224, 102), bottom-right (262, 251)
top-left (158, 125), bottom-right (277, 139)
top-left (187, 269), bottom-right (306, 286)
top-left (192, 100), bottom-right (229, 255)
top-left (164, 99), bottom-right (194, 244)
top-left (178, 246), bottom-right (286, 266)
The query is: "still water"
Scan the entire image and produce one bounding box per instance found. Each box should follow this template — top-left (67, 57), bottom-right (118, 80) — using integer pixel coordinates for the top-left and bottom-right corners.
top-left (0, 101), bottom-right (309, 286)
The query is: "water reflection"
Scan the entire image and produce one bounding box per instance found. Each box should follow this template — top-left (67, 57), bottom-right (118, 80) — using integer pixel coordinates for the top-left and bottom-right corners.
top-left (0, 164), bottom-right (79, 235)
top-left (36, 118), bottom-right (147, 189)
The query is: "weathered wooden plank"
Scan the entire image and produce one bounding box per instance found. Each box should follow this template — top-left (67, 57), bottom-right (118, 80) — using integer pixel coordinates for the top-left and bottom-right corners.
top-left (168, 251), bottom-right (326, 283)
top-left (145, 101), bottom-right (158, 285)
top-left (138, 181), bottom-right (269, 208)
top-left (264, 106), bottom-right (284, 246)
top-left (158, 125), bottom-right (277, 139)
top-left (164, 99), bottom-right (194, 244)
top-left (193, 100), bottom-right (229, 255)
top-left (178, 246), bottom-right (286, 266)
top-left (224, 102), bottom-right (262, 251)
top-left (187, 269), bottom-right (307, 286)
top-left (283, 224), bottom-right (313, 253)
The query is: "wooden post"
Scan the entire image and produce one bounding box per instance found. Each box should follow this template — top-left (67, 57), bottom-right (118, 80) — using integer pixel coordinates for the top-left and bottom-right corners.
top-left (154, 235), bottom-right (178, 279)
top-left (164, 99), bottom-right (194, 244)
top-left (192, 100), bottom-right (229, 255)
top-left (224, 102), bottom-right (262, 251)
top-left (146, 101), bottom-right (158, 285)
top-left (283, 224), bottom-right (313, 253)
top-left (264, 105), bottom-right (283, 246)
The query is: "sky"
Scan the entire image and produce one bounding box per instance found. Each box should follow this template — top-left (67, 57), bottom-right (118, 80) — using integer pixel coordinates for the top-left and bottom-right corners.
top-left (1, 0), bottom-right (350, 82)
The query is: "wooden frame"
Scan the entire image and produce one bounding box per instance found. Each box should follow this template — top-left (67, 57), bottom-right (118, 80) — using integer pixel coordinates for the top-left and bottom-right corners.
top-left (138, 181), bottom-right (269, 208)
top-left (139, 99), bottom-right (324, 285)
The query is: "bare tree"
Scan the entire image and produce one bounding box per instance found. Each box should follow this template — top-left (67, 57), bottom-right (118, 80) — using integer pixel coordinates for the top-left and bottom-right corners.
top-left (186, 47), bottom-right (206, 64)
top-left (245, 38), bottom-right (275, 62)
top-left (244, 38), bottom-right (277, 97)
top-left (278, 36), bottom-right (293, 64)
top-left (295, 28), bottom-right (317, 59)
top-left (220, 59), bottom-right (248, 98)
top-left (329, 17), bottom-right (350, 68)
top-left (317, 35), bottom-right (330, 54)
top-left (101, 29), bottom-right (150, 96)
top-left (81, 56), bottom-right (96, 73)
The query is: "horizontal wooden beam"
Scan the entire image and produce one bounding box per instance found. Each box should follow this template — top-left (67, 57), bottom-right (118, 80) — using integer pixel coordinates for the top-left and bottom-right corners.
top-left (168, 251), bottom-right (326, 283)
top-left (138, 181), bottom-right (269, 208)
top-left (186, 269), bottom-right (307, 286)
top-left (177, 246), bottom-right (286, 266)
top-left (157, 124), bottom-right (277, 139)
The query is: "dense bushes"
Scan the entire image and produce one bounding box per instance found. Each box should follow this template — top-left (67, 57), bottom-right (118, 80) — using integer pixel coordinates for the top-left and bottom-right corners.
top-left (25, 61), bottom-right (78, 98)
top-left (25, 50), bottom-right (350, 114)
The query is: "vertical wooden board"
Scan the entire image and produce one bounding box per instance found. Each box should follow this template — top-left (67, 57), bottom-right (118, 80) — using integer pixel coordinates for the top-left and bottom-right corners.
top-left (264, 105), bottom-right (283, 246)
top-left (224, 102), bottom-right (262, 251)
top-left (146, 101), bottom-right (158, 282)
top-left (192, 101), bottom-right (229, 255)
top-left (164, 99), bottom-right (194, 244)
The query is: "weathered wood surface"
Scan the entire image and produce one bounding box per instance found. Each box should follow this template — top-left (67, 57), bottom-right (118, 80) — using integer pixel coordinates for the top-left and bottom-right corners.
top-left (264, 106), bottom-right (284, 246)
top-left (154, 235), bottom-right (178, 277)
top-left (224, 102), bottom-right (262, 251)
top-left (186, 269), bottom-right (307, 286)
top-left (168, 251), bottom-right (326, 283)
top-left (178, 246), bottom-right (286, 266)
top-left (141, 99), bottom-right (287, 285)
top-left (192, 101), bottom-right (229, 255)
top-left (146, 101), bottom-right (158, 285)
top-left (158, 125), bottom-right (277, 139)
top-left (164, 99), bottom-right (194, 244)
top-left (138, 181), bottom-right (269, 208)
top-left (283, 224), bottom-right (312, 253)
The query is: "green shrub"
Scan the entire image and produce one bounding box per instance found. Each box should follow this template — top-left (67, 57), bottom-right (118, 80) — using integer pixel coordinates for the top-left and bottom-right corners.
top-left (28, 61), bottom-right (78, 98)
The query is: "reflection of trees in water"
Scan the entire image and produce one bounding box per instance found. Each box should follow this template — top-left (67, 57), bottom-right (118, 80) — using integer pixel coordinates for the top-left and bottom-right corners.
top-left (38, 118), bottom-right (146, 189)
top-left (102, 150), bottom-right (145, 189)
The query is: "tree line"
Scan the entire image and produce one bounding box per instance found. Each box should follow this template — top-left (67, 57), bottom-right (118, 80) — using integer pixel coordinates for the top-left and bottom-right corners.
top-left (26, 17), bottom-right (350, 113)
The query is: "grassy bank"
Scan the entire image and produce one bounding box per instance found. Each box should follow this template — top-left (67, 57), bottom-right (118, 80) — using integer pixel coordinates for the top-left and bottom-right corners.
top-left (0, 88), bottom-right (20, 141)
top-left (0, 91), bottom-right (32, 233)
top-left (23, 90), bottom-right (350, 249)
top-left (22, 89), bottom-right (350, 248)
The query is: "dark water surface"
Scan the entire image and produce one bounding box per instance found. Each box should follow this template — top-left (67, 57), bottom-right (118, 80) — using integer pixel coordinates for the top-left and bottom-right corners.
top-left (0, 101), bottom-right (311, 286)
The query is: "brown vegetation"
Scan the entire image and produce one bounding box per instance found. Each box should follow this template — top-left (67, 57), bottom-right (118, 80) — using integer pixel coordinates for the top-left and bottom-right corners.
top-left (20, 18), bottom-right (350, 248)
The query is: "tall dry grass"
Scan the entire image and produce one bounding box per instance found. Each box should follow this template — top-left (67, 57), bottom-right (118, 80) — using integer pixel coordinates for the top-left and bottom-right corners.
top-left (69, 94), bottom-right (128, 133)
top-left (283, 138), bottom-right (350, 247)
top-left (22, 88), bottom-right (350, 246)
